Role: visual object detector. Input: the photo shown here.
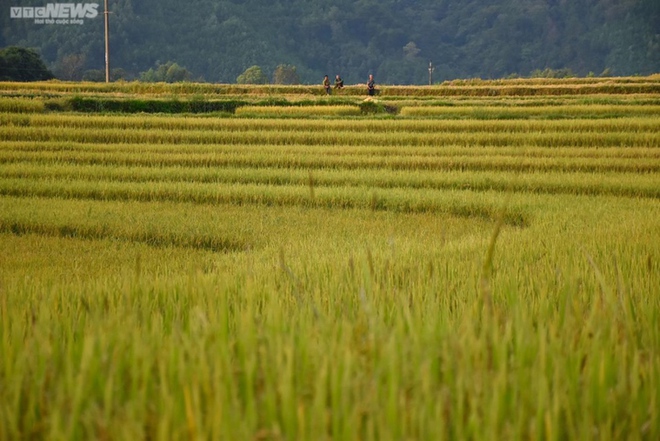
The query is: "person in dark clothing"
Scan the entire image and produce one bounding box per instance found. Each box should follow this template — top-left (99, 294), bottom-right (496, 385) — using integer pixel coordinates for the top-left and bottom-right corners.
top-left (334, 75), bottom-right (344, 89)
top-left (323, 75), bottom-right (331, 94)
top-left (367, 74), bottom-right (375, 96)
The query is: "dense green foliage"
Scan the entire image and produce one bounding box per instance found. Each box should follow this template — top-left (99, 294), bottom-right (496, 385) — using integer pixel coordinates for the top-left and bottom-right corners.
top-left (0, 46), bottom-right (53, 81)
top-left (272, 64), bottom-right (301, 85)
top-left (236, 65), bottom-right (269, 84)
top-left (139, 61), bottom-right (194, 83)
top-left (1, 0), bottom-right (658, 84)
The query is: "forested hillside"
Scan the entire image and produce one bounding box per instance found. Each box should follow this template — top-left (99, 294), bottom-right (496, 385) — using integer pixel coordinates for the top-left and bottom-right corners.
top-left (2, 0), bottom-right (658, 84)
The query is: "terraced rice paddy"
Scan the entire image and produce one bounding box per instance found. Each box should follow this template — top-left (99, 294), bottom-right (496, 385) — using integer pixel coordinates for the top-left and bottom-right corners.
top-left (1, 78), bottom-right (659, 440)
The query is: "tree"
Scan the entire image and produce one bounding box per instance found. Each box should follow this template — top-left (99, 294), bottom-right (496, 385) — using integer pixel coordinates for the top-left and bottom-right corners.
top-left (139, 61), bottom-right (193, 83)
top-left (403, 42), bottom-right (421, 60)
top-left (272, 64), bottom-right (300, 85)
top-left (0, 46), bottom-right (54, 81)
top-left (55, 54), bottom-right (86, 81)
top-left (111, 68), bottom-right (131, 81)
top-left (236, 65), bottom-right (269, 84)
top-left (530, 68), bottom-right (576, 79)
top-left (82, 69), bottom-right (105, 82)
top-left (83, 68), bottom-right (131, 82)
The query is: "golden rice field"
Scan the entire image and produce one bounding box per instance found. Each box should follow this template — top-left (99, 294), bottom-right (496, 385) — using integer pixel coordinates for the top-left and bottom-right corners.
top-left (1, 78), bottom-right (659, 440)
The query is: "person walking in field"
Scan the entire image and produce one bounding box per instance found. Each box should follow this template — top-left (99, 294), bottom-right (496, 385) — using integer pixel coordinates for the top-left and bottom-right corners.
top-left (334, 74), bottom-right (344, 89)
top-left (323, 75), bottom-right (331, 94)
top-left (367, 74), bottom-right (375, 96)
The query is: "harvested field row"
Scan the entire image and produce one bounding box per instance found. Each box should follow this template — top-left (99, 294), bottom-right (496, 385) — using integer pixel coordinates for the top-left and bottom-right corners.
top-left (2, 126), bottom-right (657, 148)
top-left (2, 113), bottom-right (658, 133)
top-left (381, 95), bottom-right (660, 105)
top-left (4, 141), bottom-right (658, 159)
top-left (2, 149), bottom-right (658, 173)
top-left (0, 178), bottom-right (530, 226)
top-left (3, 163), bottom-right (658, 199)
top-left (1, 77), bottom-right (658, 96)
top-left (441, 76), bottom-right (660, 86)
top-left (399, 105), bottom-right (660, 118)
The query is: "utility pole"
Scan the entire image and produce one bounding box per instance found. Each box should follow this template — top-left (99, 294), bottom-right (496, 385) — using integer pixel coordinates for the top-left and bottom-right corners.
top-left (104, 0), bottom-right (110, 82)
top-left (428, 61), bottom-right (434, 86)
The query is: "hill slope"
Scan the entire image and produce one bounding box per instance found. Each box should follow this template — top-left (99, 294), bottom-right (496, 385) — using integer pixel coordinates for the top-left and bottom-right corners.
top-left (1, 0), bottom-right (658, 83)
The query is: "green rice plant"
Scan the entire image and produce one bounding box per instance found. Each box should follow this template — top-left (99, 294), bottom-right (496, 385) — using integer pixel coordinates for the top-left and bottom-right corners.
top-left (2, 143), bottom-right (657, 174)
top-left (3, 112), bottom-right (658, 134)
top-left (1, 124), bottom-right (657, 148)
top-left (0, 98), bottom-right (45, 113)
top-left (0, 177), bottom-right (532, 226)
top-left (0, 197), bottom-right (251, 252)
top-left (3, 140), bottom-right (659, 162)
top-left (1, 81), bottom-right (659, 440)
top-left (0, 190), bottom-right (658, 439)
top-left (3, 162), bottom-right (658, 199)
top-left (0, 149), bottom-right (642, 173)
top-left (0, 193), bottom-right (498, 283)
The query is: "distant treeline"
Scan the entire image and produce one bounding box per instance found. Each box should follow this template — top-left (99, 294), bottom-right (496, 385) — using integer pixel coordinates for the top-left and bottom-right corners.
top-left (2, 0), bottom-right (658, 84)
